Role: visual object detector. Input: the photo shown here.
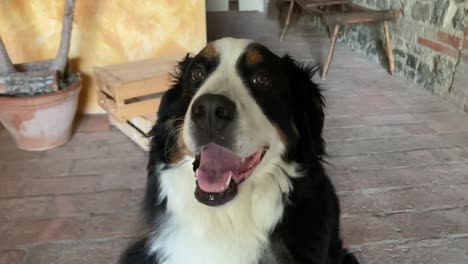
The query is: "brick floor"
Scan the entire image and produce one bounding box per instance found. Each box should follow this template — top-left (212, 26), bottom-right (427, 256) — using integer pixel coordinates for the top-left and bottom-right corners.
top-left (1, 11), bottom-right (468, 264)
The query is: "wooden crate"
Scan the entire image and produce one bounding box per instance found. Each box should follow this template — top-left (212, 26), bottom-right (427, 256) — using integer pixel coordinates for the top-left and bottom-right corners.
top-left (94, 56), bottom-right (180, 122)
top-left (94, 56), bottom-right (181, 150)
top-left (108, 114), bottom-right (156, 151)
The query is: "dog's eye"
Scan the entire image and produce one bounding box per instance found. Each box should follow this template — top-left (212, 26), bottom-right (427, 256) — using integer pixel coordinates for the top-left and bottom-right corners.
top-left (191, 66), bottom-right (206, 82)
top-left (252, 72), bottom-right (270, 87)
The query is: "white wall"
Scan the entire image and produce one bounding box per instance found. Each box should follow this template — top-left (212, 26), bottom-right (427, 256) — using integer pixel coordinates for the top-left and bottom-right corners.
top-left (206, 0), bottom-right (265, 12)
top-left (206, 0), bottom-right (229, 11)
top-left (239, 0), bottom-right (264, 11)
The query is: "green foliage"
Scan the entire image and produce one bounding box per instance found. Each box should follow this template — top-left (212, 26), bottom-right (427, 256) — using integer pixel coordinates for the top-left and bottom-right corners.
top-left (58, 71), bottom-right (80, 90)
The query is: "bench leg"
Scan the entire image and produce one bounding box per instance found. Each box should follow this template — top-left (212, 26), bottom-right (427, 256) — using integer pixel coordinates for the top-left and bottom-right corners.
top-left (383, 21), bottom-right (394, 75)
top-left (280, 0), bottom-right (295, 42)
top-left (322, 24), bottom-right (340, 80)
top-left (326, 24), bottom-right (334, 38)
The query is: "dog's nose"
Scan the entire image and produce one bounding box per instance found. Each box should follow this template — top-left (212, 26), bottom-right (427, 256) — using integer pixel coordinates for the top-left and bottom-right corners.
top-left (191, 94), bottom-right (236, 136)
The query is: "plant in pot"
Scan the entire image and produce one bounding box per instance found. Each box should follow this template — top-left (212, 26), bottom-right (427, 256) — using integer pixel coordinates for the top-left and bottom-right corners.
top-left (0, 0), bottom-right (81, 151)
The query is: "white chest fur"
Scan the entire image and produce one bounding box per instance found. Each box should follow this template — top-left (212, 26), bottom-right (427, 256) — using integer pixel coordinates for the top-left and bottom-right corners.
top-left (148, 157), bottom-right (296, 264)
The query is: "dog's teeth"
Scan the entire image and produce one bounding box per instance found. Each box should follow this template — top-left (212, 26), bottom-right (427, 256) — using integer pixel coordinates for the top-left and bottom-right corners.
top-left (195, 169), bottom-right (199, 178)
top-left (226, 172), bottom-right (232, 187)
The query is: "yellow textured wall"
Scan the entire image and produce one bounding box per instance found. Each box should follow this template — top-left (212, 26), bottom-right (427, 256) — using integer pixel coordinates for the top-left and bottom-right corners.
top-left (0, 0), bottom-right (206, 113)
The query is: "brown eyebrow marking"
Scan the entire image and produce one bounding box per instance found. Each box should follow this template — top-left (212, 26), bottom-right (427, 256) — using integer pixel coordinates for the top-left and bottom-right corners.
top-left (200, 43), bottom-right (218, 59)
top-left (246, 47), bottom-right (263, 65)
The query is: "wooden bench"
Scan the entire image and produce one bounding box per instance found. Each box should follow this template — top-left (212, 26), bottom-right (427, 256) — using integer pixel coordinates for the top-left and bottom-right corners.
top-left (280, 0), bottom-right (399, 79)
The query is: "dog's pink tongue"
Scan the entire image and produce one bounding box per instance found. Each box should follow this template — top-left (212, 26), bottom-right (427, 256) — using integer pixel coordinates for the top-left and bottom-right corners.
top-left (196, 143), bottom-right (241, 193)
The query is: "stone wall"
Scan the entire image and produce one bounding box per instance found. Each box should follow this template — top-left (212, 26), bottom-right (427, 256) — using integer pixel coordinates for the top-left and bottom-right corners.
top-left (313, 0), bottom-right (468, 112)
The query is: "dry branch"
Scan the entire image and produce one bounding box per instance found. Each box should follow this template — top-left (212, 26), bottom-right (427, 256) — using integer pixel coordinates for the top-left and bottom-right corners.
top-left (0, 36), bottom-right (15, 74)
top-left (50, 0), bottom-right (76, 76)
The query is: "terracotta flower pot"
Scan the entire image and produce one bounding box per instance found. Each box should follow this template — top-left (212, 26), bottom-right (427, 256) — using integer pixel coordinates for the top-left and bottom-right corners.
top-left (0, 79), bottom-right (82, 151)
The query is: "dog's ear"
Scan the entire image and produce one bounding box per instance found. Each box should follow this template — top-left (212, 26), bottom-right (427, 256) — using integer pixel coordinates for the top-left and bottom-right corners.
top-left (156, 54), bottom-right (193, 121)
top-left (148, 54), bottom-right (193, 166)
top-left (282, 55), bottom-right (325, 160)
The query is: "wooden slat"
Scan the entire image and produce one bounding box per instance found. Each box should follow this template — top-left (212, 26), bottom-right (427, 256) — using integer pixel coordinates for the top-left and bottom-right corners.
top-left (324, 10), bottom-right (399, 25)
top-left (114, 74), bottom-right (171, 104)
top-left (94, 67), bottom-right (118, 97)
top-left (97, 91), bottom-right (122, 120)
top-left (98, 56), bottom-right (180, 83)
top-left (116, 97), bottom-right (162, 121)
top-left (109, 115), bottom-right (150, 151)
top-left (142, 114), bottom-right (157, 123)
top-left (383, 21), bottom-right (395, 75)
top-left (348, 3), bottom-right (374, 12)
top-left (296, 0), bottom-right (351, 8)
top-left (129, 116), bottom-right (154, 135)
top-left (305, 7), bottom-right (326, 14)
top-left (98, 85), bottom-right (164, 122)
top-left (322, 24), bottom-right (340, 79)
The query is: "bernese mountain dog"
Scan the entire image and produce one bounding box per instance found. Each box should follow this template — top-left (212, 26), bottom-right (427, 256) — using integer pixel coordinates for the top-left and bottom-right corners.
top-left (121, 37), bottom-right (359, 264)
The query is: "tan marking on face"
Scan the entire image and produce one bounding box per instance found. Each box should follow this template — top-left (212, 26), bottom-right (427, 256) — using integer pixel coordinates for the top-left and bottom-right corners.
top-left (168, 125), bottom-right (192, 163)
top-left (165, 118), bottom-right (176, 129)
top-left (246, 48), bottom-right (263, 65)
top-left (200, 43), bottom-right (218, 59)
top-left (164, 118), bottom-right (192, 163)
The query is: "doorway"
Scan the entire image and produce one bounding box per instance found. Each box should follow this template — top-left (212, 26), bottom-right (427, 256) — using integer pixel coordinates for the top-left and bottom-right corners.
top-left (206, 0), bottom-right (265, 12)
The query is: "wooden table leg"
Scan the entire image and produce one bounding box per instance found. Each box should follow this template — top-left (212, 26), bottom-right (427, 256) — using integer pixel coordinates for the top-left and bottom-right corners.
top-left (327, 24), bottom-right (335, 38)
top-left (321, 24), bottom-right (340, 80)
top-left (280, 0), bottom-right (295, 42)
top-left (383, 21), bottom-right (395, 75)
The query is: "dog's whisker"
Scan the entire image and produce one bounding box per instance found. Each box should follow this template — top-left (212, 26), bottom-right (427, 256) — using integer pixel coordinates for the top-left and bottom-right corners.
top-left (163, 124), bottom-right (184, 161)
top-left (164, 127), bottom-right (186, 158)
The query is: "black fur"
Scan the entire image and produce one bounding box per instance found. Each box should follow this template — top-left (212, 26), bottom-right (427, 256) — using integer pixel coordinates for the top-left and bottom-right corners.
top-left (121, 41), bottom-right (358, 264)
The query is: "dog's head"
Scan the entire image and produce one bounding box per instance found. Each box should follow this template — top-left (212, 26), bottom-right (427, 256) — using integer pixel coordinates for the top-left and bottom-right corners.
top-left (150, 38), bottom-right (324, 207)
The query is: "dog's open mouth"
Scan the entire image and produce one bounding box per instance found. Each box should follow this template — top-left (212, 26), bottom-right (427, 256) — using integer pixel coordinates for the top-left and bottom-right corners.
top-left (193, 143), bottom-right (268, 206)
